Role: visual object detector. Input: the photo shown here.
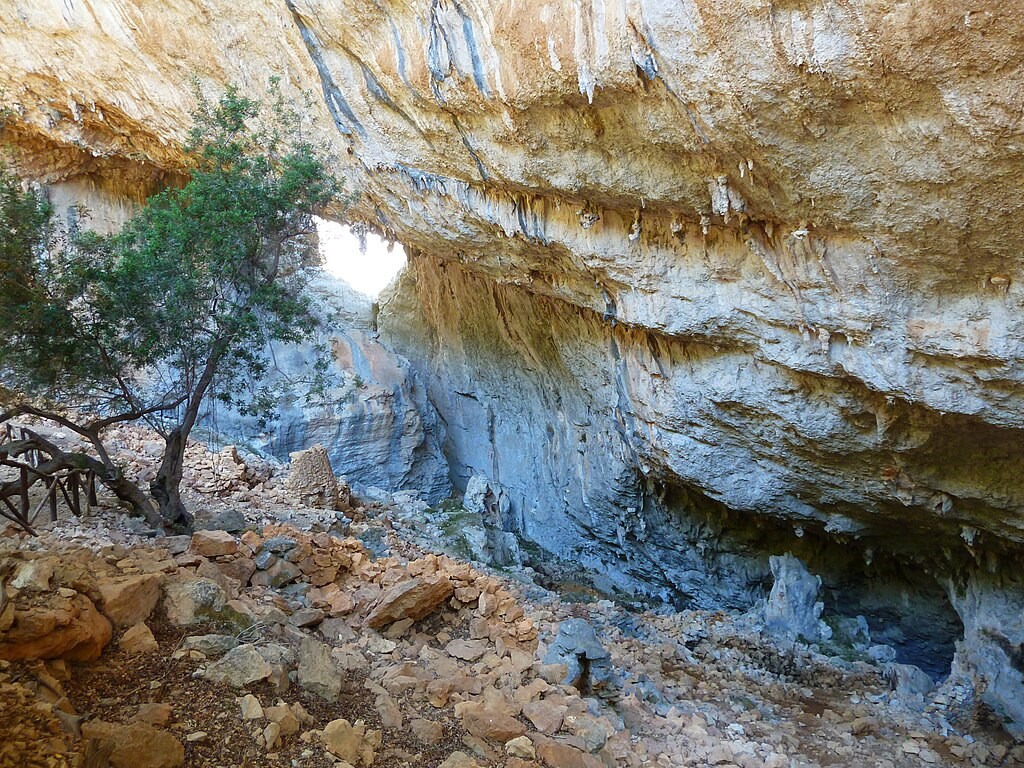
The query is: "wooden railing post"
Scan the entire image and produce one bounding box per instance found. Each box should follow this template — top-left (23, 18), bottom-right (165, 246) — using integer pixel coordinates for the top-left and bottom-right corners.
top-left (48, 478), bottom-right (58, 522)
top-left (19, 466), bottom-right (29, 518)
top-left (69, 472), bottom-right (81, 517)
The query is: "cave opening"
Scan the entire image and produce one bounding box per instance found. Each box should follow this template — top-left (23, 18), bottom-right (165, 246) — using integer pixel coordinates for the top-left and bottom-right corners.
top-left (316, 217), bottom-right (406, 298)
top-left (644, 482), bottom-right (968, 681)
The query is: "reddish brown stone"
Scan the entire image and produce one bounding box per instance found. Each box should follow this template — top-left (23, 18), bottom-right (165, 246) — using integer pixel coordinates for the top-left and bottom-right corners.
top-left (0, 593), bottom-right (112, 661)
top-left (364, 576), bottom-right (454, 628)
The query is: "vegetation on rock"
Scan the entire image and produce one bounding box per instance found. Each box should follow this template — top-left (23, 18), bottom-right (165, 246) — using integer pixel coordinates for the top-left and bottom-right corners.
top-left (0, 81), bottom-right (341, 530)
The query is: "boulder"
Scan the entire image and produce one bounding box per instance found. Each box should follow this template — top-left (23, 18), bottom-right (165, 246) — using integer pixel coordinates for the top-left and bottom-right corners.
top-left (250, 558), bottom-right (301, 588)
top-left (200, 644), bottom-right (273, 688)
top-left (189, 530), bottom-right (238, 558)
top-left (764, 554), bottom-right (832, 644)
top-left (885, 662), bottom-right (935, 700)
top-left (181, 633), bottom-right (240, 657)
top-left (364, 576), bottom-right (454, 628)
top-left (95, 573), bottom-right (163, 628)
top-left (0, 592), bottom-right (111, 661)
top-left (162, 576), bottom-right (246, 628)
top-left (463, 707), bottom-right (527, 743)
top-left (80, 720), bottom-right (184, 768)
top-left (446, 638), bottom-right (489, 661)
top-left (321, 717), bottom-right (378, 765)
top-left (523, 700), bottom-right (566, 734)
top-left (543, 619), bottom-right (616, 698)
top-left (239, 693), bottom-right (264, 720)
top-left (536, 740), bottom-right (604, 768)
top-left (132, 703), bottom-right (173, 726)
top-left (196, 507), bottom-right (247, 533)
top-left (297, 636), bottom-right (342, 700)
top-left (11, 559), bottom-right (53, 591)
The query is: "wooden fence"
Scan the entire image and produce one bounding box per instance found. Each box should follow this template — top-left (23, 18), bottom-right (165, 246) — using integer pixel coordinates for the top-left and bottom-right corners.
top-left (0, 423), bottom-right (98, 534)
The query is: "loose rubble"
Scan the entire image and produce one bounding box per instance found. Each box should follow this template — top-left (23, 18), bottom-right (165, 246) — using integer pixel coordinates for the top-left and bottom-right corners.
top-left (0, 425), bottom-right (1022, 767)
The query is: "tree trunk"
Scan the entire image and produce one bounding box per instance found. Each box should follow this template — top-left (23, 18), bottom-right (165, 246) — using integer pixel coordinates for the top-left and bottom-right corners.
top-left (149, 427), bottom-right (192, 532)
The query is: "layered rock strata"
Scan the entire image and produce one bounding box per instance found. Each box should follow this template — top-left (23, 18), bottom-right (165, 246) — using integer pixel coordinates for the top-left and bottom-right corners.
top-left (3, 0), bottom-right (1024, 731)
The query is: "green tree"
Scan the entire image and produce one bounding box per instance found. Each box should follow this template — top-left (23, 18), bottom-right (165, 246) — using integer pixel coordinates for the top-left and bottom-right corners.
top-left (0, 82), bottom-right (340, 530)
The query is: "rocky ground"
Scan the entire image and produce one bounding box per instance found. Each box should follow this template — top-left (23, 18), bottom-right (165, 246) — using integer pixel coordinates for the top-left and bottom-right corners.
top-left (1, 428), bottom-right (1022, 768)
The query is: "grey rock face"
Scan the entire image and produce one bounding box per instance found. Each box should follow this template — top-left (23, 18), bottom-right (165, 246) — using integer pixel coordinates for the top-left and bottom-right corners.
top-left (544, 619), bottom-right (618, 699)
top-left (946, 570), bottom-right (1024, 737)
top-left (201, 644), bottom-right (273, 688)
top-left (764, 554), bottom-right (832, 644)
top-left (205, 274), bottom-right (450, 505)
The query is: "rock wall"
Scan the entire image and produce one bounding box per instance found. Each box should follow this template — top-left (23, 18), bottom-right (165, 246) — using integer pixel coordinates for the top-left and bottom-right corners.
top-left (207, 274), bottom-right (449, 503)
top-left (3, 0), bottom-right (1024, 729)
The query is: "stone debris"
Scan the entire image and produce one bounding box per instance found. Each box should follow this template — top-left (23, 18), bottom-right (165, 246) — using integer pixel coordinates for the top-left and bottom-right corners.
top-left (1, 423), bottom-right (1023, 768)
top-left (284, 444), bottom-right (348, 510)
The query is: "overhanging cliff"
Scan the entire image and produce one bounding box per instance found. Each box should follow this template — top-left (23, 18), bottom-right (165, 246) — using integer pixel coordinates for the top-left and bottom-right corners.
top-left (3, 0), bottom-right (1024, 728)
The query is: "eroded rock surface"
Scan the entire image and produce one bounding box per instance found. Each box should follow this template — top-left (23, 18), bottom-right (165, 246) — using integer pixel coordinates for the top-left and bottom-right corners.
top-left (3, 0), bottom-right (1024, 737)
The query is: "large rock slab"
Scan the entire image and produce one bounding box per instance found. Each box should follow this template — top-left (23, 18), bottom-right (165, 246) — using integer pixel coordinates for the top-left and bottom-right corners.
top-left (321, 717), bottom-right (379, 765)
top-left (162, 576), bottom-right (243, 628)
top-left (81, 720), bottom-right (184, 768)
top-left (297, 636), bottom-right (342, 700)
top-left (0, 592), bottom-right (111, 661)
top-left (200, 644), bottom-right (274, 688)
top-left (95, 573), bottom-right (163, 628)
top-left (363, 576), bottom-right (454, 628)
top-left (189, 530), bottom-right (238, 558)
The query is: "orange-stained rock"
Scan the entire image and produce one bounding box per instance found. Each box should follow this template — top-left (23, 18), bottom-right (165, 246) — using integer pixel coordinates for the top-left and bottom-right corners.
top-left (81, 720), bottom-right (184, 768)
top-left (535, 740), bottom-right (604, 768)
top-left (0, 593), bottom-right (112, 661)
top-left (189, 529), bottom-right (238, 558)
top-left (363, 576), bottom-right (453, 628)
top-left (95, 573), bottom-right (162, 627)
top-left (463, 708), bottom-right (527, 743)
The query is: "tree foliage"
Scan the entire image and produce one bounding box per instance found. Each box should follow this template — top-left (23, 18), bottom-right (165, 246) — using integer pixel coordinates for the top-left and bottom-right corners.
top-left (0, 81), bottom-right (341, 529)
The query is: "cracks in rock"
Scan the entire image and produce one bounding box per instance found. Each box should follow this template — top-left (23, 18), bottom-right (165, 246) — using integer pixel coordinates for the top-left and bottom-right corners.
top-left (283, 0), bottom-right (365, 138)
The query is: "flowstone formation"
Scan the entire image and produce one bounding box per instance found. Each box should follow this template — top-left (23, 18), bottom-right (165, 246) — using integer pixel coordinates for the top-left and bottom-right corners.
top-left (3, 0), bottom-right (1024, 737)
